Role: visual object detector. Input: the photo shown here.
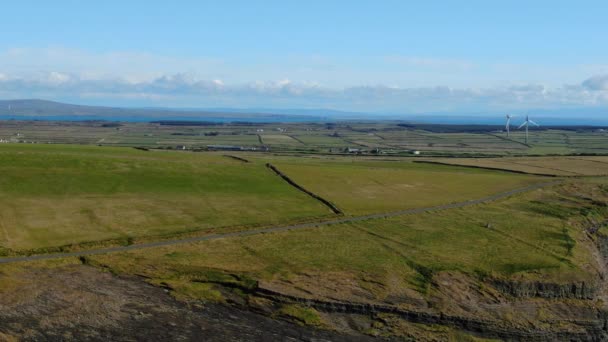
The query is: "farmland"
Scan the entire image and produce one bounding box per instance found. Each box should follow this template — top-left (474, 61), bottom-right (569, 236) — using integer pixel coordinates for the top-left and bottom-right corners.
top-left (0, 144), bottom-right (543, 252)
top-left (271, 159), bottom-right (542, 215)
top-left (2, 123), bottom-right (608, 340)
top-left (2, 2), bottom-right (607, 339)
top-left (427, 156), bottom-right (608, 176)
top-left (5, 177), bottom-right (604, 340)
top-left (0, 144), bottom-right (332, 252)
top-left (89, 179), bottom-right (601, 301)
top-left (3, 120), bottom-right (608, 156)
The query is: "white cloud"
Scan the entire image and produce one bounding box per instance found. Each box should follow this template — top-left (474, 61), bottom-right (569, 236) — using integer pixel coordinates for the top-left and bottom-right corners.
top-left (0, 47), bottom-right (224, 83)
top-left (582, 75), bottom-right (608, 91)
top-left (1, 46), bottom-right (608, 112)
top-left (45, 71), bottom-right (73, 85)
top-left (1, 70), bottom-right (606, 113)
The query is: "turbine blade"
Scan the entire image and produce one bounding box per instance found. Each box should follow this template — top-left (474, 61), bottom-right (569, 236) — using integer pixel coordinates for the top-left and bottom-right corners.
top-left (529, 120), bottom-right (539, 127)
top-left (518, 122), bottom-right (527, 129)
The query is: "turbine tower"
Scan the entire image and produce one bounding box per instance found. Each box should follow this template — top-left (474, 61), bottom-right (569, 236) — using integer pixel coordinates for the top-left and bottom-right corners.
top-left (518, 115), bottom-right (539, 144)
top-left (505, 114), bottom-right (516, 137)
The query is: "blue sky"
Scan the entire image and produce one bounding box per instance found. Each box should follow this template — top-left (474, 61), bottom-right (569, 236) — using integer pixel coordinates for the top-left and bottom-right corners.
top-left (1, 0), bottom-right (607, 114)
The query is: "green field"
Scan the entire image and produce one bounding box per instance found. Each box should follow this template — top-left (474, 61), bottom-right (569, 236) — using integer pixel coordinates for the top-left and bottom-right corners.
top-left (4, 120), bottom-right (608, 156)
top-left (0, 144), bottom-right (332, 252)
top-left (430, 156), bottom-right (608, 176)
top-left (273, 159), bottom-right (543, 215)
top-left (2, 138), bottom-right (608, 340)
top-left (0, 144), bottom-right (549, 253)
top-left (90, 180), bottom-right (601, 306)
top-left (259, 134), bottom-right (304, 147)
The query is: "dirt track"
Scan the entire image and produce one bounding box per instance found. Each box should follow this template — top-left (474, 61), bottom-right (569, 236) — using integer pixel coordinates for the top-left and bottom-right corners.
top-left (0, 180), bottom-right (562, 265)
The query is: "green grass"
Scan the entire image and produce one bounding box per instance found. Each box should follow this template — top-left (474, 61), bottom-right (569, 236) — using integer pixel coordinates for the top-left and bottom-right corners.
top-left (259, 134), bottom-right (304, 147)
top-left (157, 279), bottom-right (225, 302)
top-left (433, 156), bottom-right (608, 176)
top-left (278, 304), bottom-right (323, 326)
top-left (1, 143), bottom-right (604, 306)
top-left (4, 122), bottom-right (608, 339)
top-left (6, 121), bottom-right (608, 156)
top-left (293, 134), bottom-right (348, 147)
top-left (90, 180), bottom-right (603, 305)
top-left (273, 159), bottom-right (544, 215)
top-left (0, 144), bottom-right (331, 251)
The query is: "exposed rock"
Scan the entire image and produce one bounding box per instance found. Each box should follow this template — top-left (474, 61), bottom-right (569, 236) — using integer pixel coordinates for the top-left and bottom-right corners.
top-left (490, 279), bottom-right (597, 299)
top-left (0, 265), bottom-right (377, 342)
top-left (253, 284), bottom-right (608, 341)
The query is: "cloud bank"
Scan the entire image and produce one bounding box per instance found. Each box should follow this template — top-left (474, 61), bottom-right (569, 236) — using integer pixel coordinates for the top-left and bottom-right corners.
top-left (1, 48), bottom-right (607, 113)
top-left (583, 75), bottom-right (608, 91)
top-left (1, 71), bottom-right (607, 113)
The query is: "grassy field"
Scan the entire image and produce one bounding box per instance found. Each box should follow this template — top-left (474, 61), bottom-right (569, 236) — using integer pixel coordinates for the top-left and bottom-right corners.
top-left (89, 180), bottom-right (602, 305)
top-left (0, 146), bottom-right (548, 252)
top-left (376, 131), bottom-right (528, 154)
top-left (430, 156), bottom-right (608, 176)
top-left (4, 120), bottom-right (608, 156)
top-left (2, 140), bottom-right (607, 339)
top-left (0, 144), bottom-right (333, 252)
top-left (272, 159), bottom-right (544, 215)
top-left (259, 134), bottom-right (304, 147)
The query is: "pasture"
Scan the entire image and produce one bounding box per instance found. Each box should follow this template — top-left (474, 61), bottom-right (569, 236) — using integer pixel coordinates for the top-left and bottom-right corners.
top-left (0, 144), bottom-right (332, 252)
top-left (0, 144), bottom-right (547, 252)
top-left (4, 120), bottom-right (608, 156)
top-left (272, 159), bottom-right (543, 215)
top-left (259, 134), bottom-right (300, 144)
top-left (1, 135), bottom-right (607, 339)
top-left (429, 156), bottom-right (608, 176)
top-left (89, 179), bottom-right (602, 305)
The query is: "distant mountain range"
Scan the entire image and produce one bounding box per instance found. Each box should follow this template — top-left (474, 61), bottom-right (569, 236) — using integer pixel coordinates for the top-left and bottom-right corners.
top-left (0, 99), bottom-right (607, 126)
top-left (0, 99), bottom-right (328, 122)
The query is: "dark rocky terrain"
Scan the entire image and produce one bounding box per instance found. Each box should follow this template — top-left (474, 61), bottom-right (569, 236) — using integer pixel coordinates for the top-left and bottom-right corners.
top-left (0, 265), bottom-right (377, 341)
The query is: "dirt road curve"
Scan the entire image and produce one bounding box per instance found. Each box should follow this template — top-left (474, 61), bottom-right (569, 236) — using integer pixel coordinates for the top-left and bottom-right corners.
top-left (0, 180), bottom-right (562, 264)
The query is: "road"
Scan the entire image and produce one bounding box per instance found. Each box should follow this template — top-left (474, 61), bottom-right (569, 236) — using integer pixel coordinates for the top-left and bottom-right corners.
top-left (0, 180), bottom-right (562, 264)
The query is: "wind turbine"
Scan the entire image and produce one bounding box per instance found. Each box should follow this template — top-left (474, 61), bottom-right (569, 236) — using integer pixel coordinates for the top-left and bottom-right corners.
top-left (518, 114), bottom-right (539, 144)
top-left (505, 114), bottom-right (516, 137)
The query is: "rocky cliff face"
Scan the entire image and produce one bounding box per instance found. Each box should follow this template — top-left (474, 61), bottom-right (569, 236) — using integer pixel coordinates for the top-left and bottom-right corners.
top-left (490, 278), bottom-right (597, 299)
top-left (596, 232), bottom-right (608, 262)
top-left (253, 285), bottom-right (608, 341)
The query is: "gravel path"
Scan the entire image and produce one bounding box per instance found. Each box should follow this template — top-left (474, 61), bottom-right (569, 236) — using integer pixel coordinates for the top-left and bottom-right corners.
top-left (0, 180), bottom-right (562, 264)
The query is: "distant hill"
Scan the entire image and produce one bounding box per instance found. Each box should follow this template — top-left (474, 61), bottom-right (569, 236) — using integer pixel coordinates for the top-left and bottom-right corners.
top-left (1, 99), bottom-right (607, 126)
top-left (0, 99), bottom-right (143, 117)
top-left (0, 99), bottom-right (327, 122)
